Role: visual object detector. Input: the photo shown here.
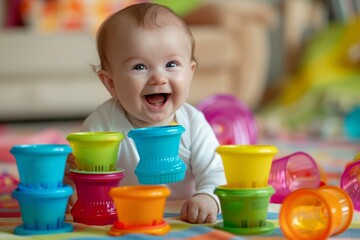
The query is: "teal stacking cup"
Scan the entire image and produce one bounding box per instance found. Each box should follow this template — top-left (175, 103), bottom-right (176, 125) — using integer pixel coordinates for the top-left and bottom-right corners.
top-left (128, 125), bottom-right (186, 184)
top-left (12, 184), bottom-right (73, 235)
top-left (11, 144), bottom-right (72, 189)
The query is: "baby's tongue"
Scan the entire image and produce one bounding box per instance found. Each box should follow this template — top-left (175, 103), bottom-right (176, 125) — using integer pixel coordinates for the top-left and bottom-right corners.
top-left (146, 94), bottom-right (165, 105)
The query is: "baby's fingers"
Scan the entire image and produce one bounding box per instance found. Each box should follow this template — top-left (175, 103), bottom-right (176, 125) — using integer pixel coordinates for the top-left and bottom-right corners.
top-left (180, 200), bottom-right (202, 223)
top-left (180, 200), bottom-right (190, 222)
top-left (65, 153), bottom-right (76, 175)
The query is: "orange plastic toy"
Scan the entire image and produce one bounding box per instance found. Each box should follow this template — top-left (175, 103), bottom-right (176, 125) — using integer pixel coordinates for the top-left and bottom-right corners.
top-left (280, 186), bottom-right (353, 240)
top-left (108, 185), bottom-right (171, 236)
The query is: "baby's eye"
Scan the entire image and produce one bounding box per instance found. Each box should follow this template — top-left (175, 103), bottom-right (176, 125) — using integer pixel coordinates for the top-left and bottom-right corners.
top-left (166, 61), bottom-right (178, 68)
top-left (132, 64), bottom-right (146, 70)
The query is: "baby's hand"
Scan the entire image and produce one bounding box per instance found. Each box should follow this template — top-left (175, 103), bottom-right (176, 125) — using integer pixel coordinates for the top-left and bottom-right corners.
top-left (63, 153), bottom-right (77, 212)
top-left (64, 153), bottom-right (76, 187)
top-left (180, 194), bottom-right (218, 224)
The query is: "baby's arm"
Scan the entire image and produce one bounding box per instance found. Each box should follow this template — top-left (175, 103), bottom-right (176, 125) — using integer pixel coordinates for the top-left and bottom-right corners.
top-left (180, 111), bottom-right (227, 223)
top-left (180, 194), bottom-right (218, 223)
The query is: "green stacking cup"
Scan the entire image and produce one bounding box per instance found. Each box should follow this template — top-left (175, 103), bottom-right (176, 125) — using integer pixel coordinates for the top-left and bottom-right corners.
top-left (66, 132), bottom-right (124, 172)
top-left (214, 185), bottom-right (275, 235)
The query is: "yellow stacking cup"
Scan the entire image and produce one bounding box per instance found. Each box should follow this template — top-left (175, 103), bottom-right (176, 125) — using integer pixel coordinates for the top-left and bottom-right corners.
top-left (216, 145), bottom-right (278, 188)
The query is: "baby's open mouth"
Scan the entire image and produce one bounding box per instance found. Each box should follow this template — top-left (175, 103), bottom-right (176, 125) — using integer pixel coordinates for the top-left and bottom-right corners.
top-left (145, 93), bottom-right (170, 106)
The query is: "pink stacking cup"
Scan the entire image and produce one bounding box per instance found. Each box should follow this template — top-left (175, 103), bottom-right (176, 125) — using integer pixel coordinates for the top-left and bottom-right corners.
top-left (340, 159), bottom-right (360, 211)
top-left (268, 152), bottom-right (321, 203)
top-left (70, 169), bottom-right (125, 225)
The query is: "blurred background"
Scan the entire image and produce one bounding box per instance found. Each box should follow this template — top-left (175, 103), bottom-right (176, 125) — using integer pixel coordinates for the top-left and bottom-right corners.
top-left (0, 0), bottom-right (360, 141)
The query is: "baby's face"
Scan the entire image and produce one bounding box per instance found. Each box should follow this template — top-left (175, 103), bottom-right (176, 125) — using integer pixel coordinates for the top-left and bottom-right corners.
top-left (104, 21), bottom-right (196, 127)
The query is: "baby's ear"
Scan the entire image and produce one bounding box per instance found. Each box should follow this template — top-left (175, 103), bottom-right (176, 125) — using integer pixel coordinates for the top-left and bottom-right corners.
top-left (98, 70), bottom-right (117, 97)
top-left (190, 60), bottom-right (197, 80)
top-left (191, 60), bottom-right (197, 74)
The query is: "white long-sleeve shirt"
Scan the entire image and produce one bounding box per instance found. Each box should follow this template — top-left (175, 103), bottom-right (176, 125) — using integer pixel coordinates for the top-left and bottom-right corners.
top-left (80, 98), bottom-right (227, 207)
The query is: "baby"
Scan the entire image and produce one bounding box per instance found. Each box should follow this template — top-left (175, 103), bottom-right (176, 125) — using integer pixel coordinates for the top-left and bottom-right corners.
top-left (65, 2), bottom-right (226, 224)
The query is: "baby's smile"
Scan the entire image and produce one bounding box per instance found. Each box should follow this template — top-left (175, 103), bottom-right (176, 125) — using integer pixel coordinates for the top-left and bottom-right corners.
top-left (145, 93), bottom-right (170, 107)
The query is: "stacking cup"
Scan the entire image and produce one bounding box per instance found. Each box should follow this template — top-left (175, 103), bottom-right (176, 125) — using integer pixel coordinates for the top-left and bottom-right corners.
top-left (108, 185), bottom-right (170, 236)
top-left (10, 144), bottom-right (71, 189)
top-left (216, 145), bottom-right (278, 188)
top-left (344, 106), bottom-right (360, 140)
top-left (12, 184), bottom-right (73, 235)
top-left (128, 125), bottom-right (186, 184)
top-left (66, 132), bottom-right (124, 172)
top-left (268, 151), bottom-right (321, 203)
top-left (214, 185), bottom-right (275, 235)
top-left (196, 94), bottom-right (258, 145)
top-left (354, 152), bottom-right (360, 161)
top-left (344, 151), bottom-right (360, 170)
top-left (340, 159), bottom-right (360, 211)
top-left (70, 169), bottom-right (125, 225)
top-left (280, 186), bottom-right (353, 240)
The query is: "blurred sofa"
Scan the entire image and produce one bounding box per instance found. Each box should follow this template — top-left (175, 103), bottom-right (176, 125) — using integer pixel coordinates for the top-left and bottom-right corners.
top-left (184, 1), bottom-right (277, 108)
top-left (0, 0), bottom-right (277, 121)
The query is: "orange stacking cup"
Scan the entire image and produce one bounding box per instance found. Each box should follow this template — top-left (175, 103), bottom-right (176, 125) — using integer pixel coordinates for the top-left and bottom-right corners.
top-left (108, 185), bottom-right (170, 236)
top-left (280, 186), bottom-right (353, 240)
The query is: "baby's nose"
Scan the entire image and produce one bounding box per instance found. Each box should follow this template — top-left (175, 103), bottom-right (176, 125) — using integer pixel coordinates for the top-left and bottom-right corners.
top-left (149, 72), bottom-right (168, 85)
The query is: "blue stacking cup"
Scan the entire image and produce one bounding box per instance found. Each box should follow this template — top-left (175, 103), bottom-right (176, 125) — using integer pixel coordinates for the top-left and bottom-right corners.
top-left (128, 125), bottom-right (186, 184)
top-left (11, 144), bottom-right (72, 189)
top-left (344, 107), bottom-right (360, 140)
top-left (12, 184), bottom-right (73, 235)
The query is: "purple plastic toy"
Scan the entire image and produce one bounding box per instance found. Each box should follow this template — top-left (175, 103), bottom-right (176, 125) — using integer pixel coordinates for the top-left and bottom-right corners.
top-left (268, 151), bottom-right (321, 203)
top-left (341, 159), bottom-right (360, 211)
top-left (197, 94), bottom-right (257, 145)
